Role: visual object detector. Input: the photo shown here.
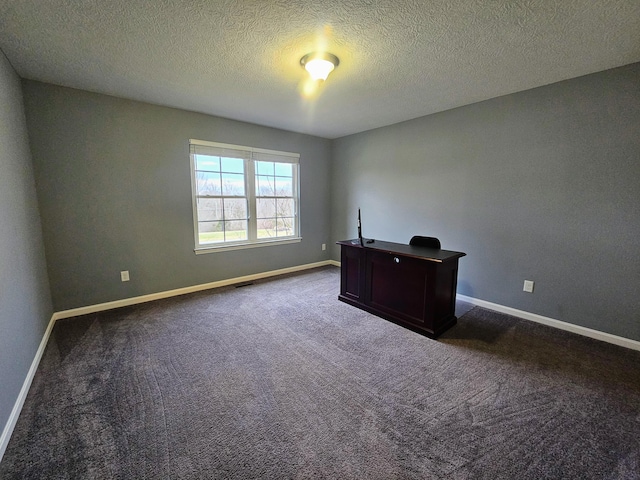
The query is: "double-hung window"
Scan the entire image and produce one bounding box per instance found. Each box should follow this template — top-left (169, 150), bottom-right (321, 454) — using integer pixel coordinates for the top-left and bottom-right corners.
top-left (189, 139), bottom-right (301, 253)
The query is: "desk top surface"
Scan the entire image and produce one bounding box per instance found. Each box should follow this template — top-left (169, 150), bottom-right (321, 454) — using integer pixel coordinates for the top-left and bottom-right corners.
top-left (337, 239), bottom-right (466, 263)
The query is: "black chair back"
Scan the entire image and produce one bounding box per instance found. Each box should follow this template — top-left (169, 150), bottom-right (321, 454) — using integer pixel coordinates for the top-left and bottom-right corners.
top-left (409, 236), bottom-right (441, 249)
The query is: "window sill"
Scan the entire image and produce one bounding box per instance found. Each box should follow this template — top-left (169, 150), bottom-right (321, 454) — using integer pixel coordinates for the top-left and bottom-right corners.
top-left (194, 237), bottom-right (302, 254)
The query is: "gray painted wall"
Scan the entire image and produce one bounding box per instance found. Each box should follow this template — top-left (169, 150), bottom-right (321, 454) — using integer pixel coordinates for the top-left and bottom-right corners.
top-left (331, 63), bottom-right (640, 341)
top-left (0, 53), bottom-right (52, 436)
top-left (22, 81), bottom-right (332, 311)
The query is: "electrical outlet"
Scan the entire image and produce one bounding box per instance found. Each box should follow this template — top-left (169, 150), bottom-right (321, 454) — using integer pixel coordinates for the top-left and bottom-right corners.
top-left (121, 270), bottom-right (130, 282)
top-left (523, 280), bottom-right (534, 293)
top-left (322, 243), bottom-right (326, 251)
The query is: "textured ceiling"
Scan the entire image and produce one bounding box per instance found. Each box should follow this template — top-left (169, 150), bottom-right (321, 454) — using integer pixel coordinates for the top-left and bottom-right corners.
top-left (0, 0), bottom-right (639, 139)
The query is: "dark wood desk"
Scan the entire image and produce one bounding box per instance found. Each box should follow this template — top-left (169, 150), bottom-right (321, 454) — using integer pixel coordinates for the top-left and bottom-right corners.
top-left (337, 239), bottom-right (466, 338)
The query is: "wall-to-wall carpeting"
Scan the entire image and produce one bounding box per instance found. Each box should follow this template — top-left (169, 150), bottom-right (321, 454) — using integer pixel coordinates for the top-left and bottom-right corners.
top-left (1, 267), bottom-right (638, 479)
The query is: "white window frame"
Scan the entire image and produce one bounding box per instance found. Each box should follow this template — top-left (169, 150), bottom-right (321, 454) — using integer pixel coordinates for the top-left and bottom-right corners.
top-left (189, 139), bottom-right (301, 254)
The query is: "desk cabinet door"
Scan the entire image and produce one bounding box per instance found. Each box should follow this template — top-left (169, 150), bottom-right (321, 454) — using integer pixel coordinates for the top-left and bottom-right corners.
top-left (341, 245), bottom-right (365, 301)
top-left (366, 251), bottom-right (430, 326)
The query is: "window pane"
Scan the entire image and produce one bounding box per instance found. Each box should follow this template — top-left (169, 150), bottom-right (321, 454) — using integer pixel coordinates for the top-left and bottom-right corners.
top-left (257, 218), bottom-right (276, 239)
top-left (195, 155), bottom-right (220, 172)
top-left (257, 219), bottom-right (275, 230)
top-left (257, 198), bottom-right (276, 218)
top-left (223, 198), bottom-right (247, 220)
top-left (196, 172), bottom-right (221, 195)
top-left (276, 198), bottom-right (294, 217)
top-left (256, 175), bottom-right (276, 196)
top-left (224, 220), bottom-right (247, 241)
top-left (221, 157), bottom-right (244, 174)
top-left (274, 163), bottom-right (292, 177)
top-left (197, 198), bottom-right (223, 221)
top-left (275, 177), bottom-right (293, 196)
top-left (198, 221), bottom-right (224, 244)
top-left (256, 161), bottom-right (274, 175)
top-left (276, 217), bottom-right (295, 237)
top-left (221, 173), bottom-right (245, 195)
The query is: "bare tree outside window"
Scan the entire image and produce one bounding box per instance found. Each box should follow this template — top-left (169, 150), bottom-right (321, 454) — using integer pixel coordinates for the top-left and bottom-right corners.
top-left (255, 161), bottom-right (295, 238)
top-left (194, 156), bottom-right (248, 243)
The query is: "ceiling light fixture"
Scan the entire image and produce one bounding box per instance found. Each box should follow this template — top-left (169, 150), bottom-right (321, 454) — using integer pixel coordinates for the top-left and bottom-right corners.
top-left (300, 52), bottom-right (339, 81)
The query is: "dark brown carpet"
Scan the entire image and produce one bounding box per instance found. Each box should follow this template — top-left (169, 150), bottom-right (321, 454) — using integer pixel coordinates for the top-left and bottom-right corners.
top-left (1, 266), bottom-right (639, 479)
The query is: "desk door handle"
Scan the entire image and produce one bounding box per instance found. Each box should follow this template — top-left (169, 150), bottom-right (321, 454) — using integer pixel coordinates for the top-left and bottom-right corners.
top-left (393, 256), bottom-right (400, 264)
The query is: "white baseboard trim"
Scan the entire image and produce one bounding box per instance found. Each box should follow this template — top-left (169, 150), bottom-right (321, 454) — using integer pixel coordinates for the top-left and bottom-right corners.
top-left (54, 260), bottom-right (338, 320)
top-left (457, 294), bottom-right (640, 352)
top-left (0, 314), bottom-right (56, 462)
top-left (327, 260), bottom-right (340, 267)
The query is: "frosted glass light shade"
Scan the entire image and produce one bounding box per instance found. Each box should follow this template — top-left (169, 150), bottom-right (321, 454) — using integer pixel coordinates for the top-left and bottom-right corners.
top-left (305, 58), bottom-right (334, 81)
top-left (300, 53), bottom-right (339, 81)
